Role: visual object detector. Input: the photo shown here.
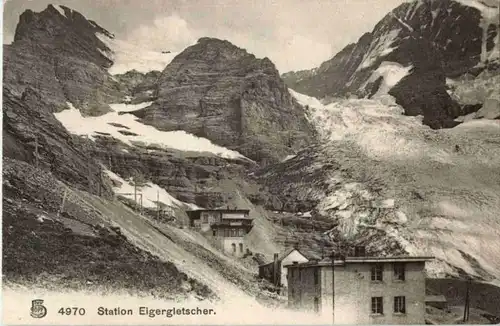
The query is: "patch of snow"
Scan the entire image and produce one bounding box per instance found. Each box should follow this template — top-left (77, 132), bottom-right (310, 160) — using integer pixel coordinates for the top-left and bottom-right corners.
top-left (406, 0), bottom-right (424, 20)
top-left (36, 214), bottom-right (52, 223)
top-left (104, 170), bottom-right (198, 210)
top-left (356, 29), bottom-right (401, 71)
top-left (302, 211), bottom-right (312, 218)
top-left (55, 102), bottom-right (248, 160)
top-left (97, 48), bottom-right (113, 61)
top-left (95, 33), bottom-right (182, 74)
top-left (362, 61), bottom-right (413, 97)
top-left (282, 154), bottom-right (296, 162)
top-left (389, 12), bottom-right (415, 33)
top-left (454, 0), bottom-right (500, 63)
top-left (53, 5), bottom-right (66, 18)
top-left (109, 102), bottom-right (152, 113)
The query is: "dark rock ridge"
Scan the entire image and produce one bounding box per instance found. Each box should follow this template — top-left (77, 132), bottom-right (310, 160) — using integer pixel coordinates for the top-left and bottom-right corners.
top-left (282, 0), bottom-right (500, 128)
top-left (129, 37), bottom-right (316, 164)
top-left (114, 70), bottom-right (162, 103)
top-left (4, 4), bottom-right (123, 115)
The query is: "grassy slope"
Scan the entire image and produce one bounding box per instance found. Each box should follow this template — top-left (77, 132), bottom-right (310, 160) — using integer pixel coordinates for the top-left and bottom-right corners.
top-left (2, 158), bottom-right (261, 303)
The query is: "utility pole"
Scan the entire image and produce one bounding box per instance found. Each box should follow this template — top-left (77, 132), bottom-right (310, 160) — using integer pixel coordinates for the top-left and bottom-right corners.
top-left (134, 179), bottom-right (137, 210)
top-left (57, 188), bottom-right (68, 218)
top-left (86, 135), bottom-right (92, 193)
top-left (34, 137), bottom-right (39, 168)
top-left (97, 164), bottom-right (102, 197)
top-left (331, 250), bottom-right (336, 325)
top-left (157, 190), bottom-right (160, 219)
top-left (463, 277), bottom-right (471, 322)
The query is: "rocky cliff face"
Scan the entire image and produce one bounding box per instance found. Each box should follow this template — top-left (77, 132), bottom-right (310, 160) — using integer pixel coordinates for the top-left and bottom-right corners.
top-left (4, 4), bottom-right (123, 115)
top-left (129, 37), bottom-right (316, 164)
top-left (283, 0), bottom-right (500, 128)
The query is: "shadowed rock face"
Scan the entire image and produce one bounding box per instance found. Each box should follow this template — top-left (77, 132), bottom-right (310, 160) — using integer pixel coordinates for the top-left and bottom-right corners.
top-left (283, 0), bottom-right (499, 129)
top-left (4, 4), bottom-right (123, 115)
top-left (128, 37), bottom-right (316, 164)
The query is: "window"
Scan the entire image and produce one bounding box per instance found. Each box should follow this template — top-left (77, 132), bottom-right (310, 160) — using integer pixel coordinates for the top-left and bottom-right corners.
top-left (212, 229), bottom-right (216, 236)
top-left (202, 214), bottom-right (208, 223)
top-left (371, 297), bottom-right (383, 314)
top-left (239, 243), bottom-right (244, 253)
top-left (371, 264), bottom-right (383, 281)
top-left (314, 297), bottom-right (320, 313)
top-left (231, 243), bottom-right (236, 253)
top-left (314, 268), bottom-right (319, 285)
top-left (394, 263), bottom-right (405, 281)
top-left (394, 296), bottom-right (406, 314)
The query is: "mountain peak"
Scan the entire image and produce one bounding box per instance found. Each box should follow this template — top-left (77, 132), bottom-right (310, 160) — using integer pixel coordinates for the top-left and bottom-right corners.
top-left (13, 4), bottom-right (114, 68)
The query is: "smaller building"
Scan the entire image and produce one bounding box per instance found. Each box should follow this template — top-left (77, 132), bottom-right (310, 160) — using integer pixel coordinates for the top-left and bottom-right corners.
top-left (258, 248), bottom-right (309, 294)
top-left (285, 252), bottom-right (433, 325)
top-left (186, 208), bottom-right (253, 258)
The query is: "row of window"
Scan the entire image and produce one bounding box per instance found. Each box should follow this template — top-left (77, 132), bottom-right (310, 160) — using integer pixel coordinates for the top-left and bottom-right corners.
top-left (371, 296), bottom-right (406, 314)
top-left (213, 228), bottom-right (246, 237)
top-left (371, 263), bottom-right (405, 281)
top-left (289, 263), bottom-right (406, 283)
top-left (231, 243), bottom-right (244, 253)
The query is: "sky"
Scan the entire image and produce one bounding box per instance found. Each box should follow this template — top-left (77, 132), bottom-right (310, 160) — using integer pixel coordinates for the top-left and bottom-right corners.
top-left (3, 0), bottom-right (408, 73)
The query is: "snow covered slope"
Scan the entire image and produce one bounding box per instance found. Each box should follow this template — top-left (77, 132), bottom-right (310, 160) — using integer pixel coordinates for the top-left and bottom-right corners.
top-left (104, 170), bottom-right (199, 210)
top-left (285, 90), bottom-right (500, 280)
top-left (454, 0), bottom-right (500, 63)
top-left (54, 101), bottom-right (247, 160)
top-left (96, 33), bottom-right (181, 74)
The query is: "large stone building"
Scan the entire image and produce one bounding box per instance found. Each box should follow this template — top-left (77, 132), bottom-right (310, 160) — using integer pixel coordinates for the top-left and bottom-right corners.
top-left (285, 253), bottom-right (433, 324)
top-left (186, 208), bottom-right (253, 257)
top-left (258, 248), bottom-right (309, 294)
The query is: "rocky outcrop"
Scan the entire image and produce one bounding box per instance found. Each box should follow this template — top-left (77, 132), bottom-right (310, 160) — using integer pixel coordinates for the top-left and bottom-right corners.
top-left (114, 70), bottom-right (161, 103)
top-left (283, 32), bottom-right (373, 99)
top-left (3, 87), bottom-right (112, 197)
top-left (129, 37), bottom-right (316, 164)
top-left (4, 4), bottom-right (123, 115)
top-left (282, 0), bottom-right (500, 129)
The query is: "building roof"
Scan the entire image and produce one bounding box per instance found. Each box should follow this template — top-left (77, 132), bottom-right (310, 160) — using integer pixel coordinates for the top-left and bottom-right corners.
top-left (186, 208), bottom-right (250, 214)
top-left (284, 255), bottom-right (434, 268)
top-left (258, 247), bottom-right (309, 268)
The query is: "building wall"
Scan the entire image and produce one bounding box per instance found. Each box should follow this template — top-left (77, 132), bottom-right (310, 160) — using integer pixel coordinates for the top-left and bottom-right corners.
top-left (288, 262), bottom-right (426, 325)
top-left (218, 237), bottom-right (247, 258)
top-left (334, 262), bottom-right (426, 325)
top-left (281, 250), bottom-right (309, 289)
top-left (288, 265), bottom-right (321, 312)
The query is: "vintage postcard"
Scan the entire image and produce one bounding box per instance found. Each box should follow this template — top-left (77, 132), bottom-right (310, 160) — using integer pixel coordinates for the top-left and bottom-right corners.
top-left (2, 0), bottom-right (500, 324)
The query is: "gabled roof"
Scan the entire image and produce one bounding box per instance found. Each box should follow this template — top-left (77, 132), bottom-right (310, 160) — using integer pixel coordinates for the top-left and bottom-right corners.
top-left (258, 247), bottom-right (309, 267)
top-left (277, 247), bottom-right (308, 262)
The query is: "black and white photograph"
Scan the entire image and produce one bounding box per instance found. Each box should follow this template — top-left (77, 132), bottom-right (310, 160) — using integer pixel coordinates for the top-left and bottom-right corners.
top-left (2, 0), bottom-right (500, 324)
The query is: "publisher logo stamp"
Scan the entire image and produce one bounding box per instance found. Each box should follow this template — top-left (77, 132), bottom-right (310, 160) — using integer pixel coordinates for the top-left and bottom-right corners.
top-left (30, 299), bottom-right (47, 319)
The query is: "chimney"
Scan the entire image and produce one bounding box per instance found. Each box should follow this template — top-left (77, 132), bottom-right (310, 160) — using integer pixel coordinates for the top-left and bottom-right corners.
top-left (354, 245), bottom-right (366, 257)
